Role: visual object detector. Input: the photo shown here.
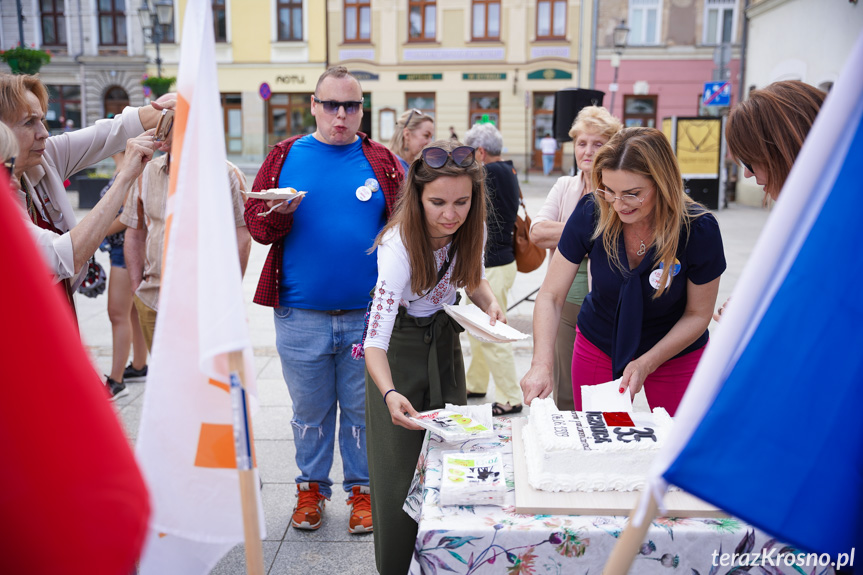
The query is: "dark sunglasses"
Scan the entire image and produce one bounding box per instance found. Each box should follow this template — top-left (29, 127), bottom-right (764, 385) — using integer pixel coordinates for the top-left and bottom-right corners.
top-left (741, 160), bottom-right (754, 174)
top-left (421, 146), bottom-right (476, 169)
top-left (313, 96), bottom-right (364, 115)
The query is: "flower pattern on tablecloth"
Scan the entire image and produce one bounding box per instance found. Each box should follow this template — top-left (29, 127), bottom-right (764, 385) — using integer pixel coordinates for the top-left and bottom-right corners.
top-left (405, 418), bottom-right (836, 575)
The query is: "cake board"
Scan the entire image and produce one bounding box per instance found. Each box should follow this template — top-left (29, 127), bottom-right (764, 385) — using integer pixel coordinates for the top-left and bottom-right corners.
top-left (511, 418), bottom-right (727, 517)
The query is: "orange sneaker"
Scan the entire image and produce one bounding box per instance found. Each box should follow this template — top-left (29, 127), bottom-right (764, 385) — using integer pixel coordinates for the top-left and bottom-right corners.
top-left (291, 482), bottom-right (328, 530)
top-left (347, 485), bottom-right (373, 534)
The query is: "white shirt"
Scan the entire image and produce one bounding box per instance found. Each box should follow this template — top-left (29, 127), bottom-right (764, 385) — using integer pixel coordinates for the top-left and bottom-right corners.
top-left (364, 226), bottom-right (486, 352)
top-left (540, 136), bottom-right (558, 155)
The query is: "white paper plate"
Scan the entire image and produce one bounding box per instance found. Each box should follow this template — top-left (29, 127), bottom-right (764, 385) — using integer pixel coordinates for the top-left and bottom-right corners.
top-left (245, 188), bottom-right (307, 201)
top-left (443, 304), bottom-right (530, 343)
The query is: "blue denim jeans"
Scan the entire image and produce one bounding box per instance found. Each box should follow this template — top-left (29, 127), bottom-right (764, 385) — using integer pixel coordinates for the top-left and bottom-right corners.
top-left (542, 154), bottom-right (554, 175)
top-left (273, 307), bottom-right (369, 498)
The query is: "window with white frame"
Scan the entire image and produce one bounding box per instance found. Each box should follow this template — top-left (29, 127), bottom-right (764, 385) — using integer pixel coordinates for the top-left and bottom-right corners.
top-left (628, 0), bottom-right (661, 46)
top-left (704, 0), bottom-right (735, 45)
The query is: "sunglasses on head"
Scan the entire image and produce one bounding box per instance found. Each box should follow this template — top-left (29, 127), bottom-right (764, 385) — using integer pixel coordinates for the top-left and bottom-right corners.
top-left (421, 146), bottom-right (476, 169)
top-left (405, 108), bottom-right (424, 126)
top-left (313, 96), bottom-right (364, 115)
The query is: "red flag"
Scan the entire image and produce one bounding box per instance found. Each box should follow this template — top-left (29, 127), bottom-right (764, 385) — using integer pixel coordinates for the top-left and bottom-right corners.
top-left (0, 169), bottom-right (150, 574)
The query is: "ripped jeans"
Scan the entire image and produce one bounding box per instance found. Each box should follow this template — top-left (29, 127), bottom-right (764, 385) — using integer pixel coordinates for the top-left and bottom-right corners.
top-left (274, 306), bottom-right (369, 498)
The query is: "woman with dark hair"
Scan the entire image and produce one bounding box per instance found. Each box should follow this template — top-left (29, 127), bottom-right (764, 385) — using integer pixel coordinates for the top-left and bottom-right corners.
top-left (521, 128), bottom-right (726, 415)
top-left (363, 140), bottom-right (504, 575)
top-left (726, 80), bottom-right (825, 202)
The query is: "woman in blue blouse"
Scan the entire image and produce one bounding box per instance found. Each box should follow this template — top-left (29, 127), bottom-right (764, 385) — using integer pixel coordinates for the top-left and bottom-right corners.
top-left (520, 128), bottom-right (726, 415)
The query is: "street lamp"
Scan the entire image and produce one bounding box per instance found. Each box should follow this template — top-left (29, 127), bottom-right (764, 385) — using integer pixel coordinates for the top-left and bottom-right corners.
top-left (138, 0), bottom-right (174, 78)
top-left (609, 19), bottom-right (630, 117)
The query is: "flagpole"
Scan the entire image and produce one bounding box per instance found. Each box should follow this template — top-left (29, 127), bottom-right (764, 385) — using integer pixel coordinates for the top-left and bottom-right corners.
top-left (602, 490), bottom-right (659, 574)
top-left (228, 351), bottom-right (265, 575)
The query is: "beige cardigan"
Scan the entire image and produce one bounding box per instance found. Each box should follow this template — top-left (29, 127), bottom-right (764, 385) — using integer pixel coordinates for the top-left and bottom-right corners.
top-left (19, 107), bottom-right (145, 288)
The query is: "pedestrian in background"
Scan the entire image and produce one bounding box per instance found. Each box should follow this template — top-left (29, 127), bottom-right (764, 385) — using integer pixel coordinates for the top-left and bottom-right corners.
top-left (529, 106), bottom-right (622, 410)
top-left (540, 131), bottom-right (558, 175)
top-left (462, 123), bottom-right (522, 416)
top-left (244, 66), bottom-right (404, 535)
top-left (100, 151), bottom-right (149, 399)
top-left (363, 140), bottom-right (504, 575)
top-left (388, 108), bottom-right (435, 172)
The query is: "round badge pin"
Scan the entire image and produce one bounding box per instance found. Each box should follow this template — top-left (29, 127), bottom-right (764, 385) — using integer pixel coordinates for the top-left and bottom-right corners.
top-left (649, 269), bottom-right (663, 290)
top-left (365, 178), bottom-right (380, 192)
top-left (356, 186), bottom-right (372, 202)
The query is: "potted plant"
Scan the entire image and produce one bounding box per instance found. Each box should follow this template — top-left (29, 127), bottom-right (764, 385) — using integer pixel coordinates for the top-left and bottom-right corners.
top-left (141, 76), bottom-right (176, 98)
top-left (0, 45), bottom-right (51, 75)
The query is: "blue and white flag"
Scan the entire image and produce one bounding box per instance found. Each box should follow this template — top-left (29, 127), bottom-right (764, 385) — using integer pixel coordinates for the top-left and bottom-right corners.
top-left (645, 31), bottom-right (863, 559)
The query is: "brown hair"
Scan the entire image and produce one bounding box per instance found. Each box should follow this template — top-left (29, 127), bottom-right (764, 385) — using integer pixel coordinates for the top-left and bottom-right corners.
top-left (0, 73), bottom-right (49, 124)
top-left (726, 81), bottom-right (825, 197)
top-left (388, 109), bottom-right (434, 161)
top-left (314, 65), bottom-right (360, 94)
top-left (591, 127), bottom-right (706, 298)
top-left (569, 105), bottom-right (622, 141)
top-left (374, 140), bottom-right (487, 294)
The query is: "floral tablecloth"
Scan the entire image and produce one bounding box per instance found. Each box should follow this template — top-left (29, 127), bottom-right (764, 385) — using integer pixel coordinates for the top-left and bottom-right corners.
top-left (405, 418), bottom-right (834, 575)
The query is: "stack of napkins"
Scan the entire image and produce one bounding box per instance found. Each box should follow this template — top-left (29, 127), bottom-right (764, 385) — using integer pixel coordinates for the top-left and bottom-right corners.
top-left (440, 450), bottom-right (506, 506)
top-left (442, 304), bottom-right (530, 343)
top-left (411, 406), bottom-right (492, 442)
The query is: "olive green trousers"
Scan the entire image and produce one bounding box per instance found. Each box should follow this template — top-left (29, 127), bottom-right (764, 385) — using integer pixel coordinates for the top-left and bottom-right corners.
top-left (366, 306), bottom-right (467, 575)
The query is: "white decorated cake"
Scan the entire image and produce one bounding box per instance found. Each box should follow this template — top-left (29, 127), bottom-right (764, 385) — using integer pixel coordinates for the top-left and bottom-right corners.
top-left (522, 397), bottom-right (673, 492)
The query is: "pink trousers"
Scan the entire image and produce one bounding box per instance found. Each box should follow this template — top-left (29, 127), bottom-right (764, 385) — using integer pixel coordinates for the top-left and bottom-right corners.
top-left (571, 327), bottom-right (704, 416)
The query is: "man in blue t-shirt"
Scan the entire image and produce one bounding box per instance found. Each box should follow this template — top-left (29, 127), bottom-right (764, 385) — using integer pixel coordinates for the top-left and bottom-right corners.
top-left (244, 66), bottom-right (403, 535)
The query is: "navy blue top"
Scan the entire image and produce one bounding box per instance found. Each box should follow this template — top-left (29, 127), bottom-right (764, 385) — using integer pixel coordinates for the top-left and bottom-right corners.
top-left (278, 135), bottom-right (385, 310)
top-left (558, 195), bottom-right (726, 377)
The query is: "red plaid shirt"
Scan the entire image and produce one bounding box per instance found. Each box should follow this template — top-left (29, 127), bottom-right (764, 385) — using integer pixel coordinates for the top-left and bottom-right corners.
top-left (245, 133), bottom-right (404, 307)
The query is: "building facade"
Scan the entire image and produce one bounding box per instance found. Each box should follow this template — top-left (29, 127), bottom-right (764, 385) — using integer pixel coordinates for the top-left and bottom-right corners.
top-left (1, 0), bottom-right (152, 132)
top-left (595, 0), bottom-right (743, 129)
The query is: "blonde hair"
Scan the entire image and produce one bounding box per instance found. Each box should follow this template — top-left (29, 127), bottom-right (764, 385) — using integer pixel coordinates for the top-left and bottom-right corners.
top-left (591, 127), bottom-right (706, 299)
top-left (0, 121), bottom-right (20, 162)
top-left (374, 140), bottom-right (487, 294)
top-left (388, 109), bottom-right (434, 162)
top-left (0, 73), bottom-right (49, 124)
top-left (569, 105), bottom-right (622, 141)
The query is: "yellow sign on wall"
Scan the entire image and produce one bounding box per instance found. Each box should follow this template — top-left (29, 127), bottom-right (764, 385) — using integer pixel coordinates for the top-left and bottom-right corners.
top-left (675, 118), bottom-right (721, 178)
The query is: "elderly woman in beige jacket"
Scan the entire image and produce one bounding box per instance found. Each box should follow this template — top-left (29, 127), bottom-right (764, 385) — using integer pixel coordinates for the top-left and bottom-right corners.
top-left (529, 106), bottom-right (621, 410)
top-left (0, 73), bottom-right (171, 295)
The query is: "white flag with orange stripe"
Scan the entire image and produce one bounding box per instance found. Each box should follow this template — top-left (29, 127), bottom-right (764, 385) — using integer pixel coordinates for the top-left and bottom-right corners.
top-left (136, 0), bottom-right (264, 572)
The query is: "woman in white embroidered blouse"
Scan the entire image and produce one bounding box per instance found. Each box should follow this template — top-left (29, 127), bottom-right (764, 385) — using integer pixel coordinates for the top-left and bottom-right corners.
top-left (362, 140), bottom-right (504, 575)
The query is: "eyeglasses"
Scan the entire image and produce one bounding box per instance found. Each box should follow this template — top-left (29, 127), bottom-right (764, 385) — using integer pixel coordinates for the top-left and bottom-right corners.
top-left (405, 108), bottom-right (424, 126)
top-left (313, 96), bottom-right (364, 115)
top-left (3, 156), bottom-right (14, 173)
top-left (595, 187), bottom-right (651, 206)
top-left (741, 160), bottom-right (754, 174)
top-left (422, 146), bottom-right (476, 169)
